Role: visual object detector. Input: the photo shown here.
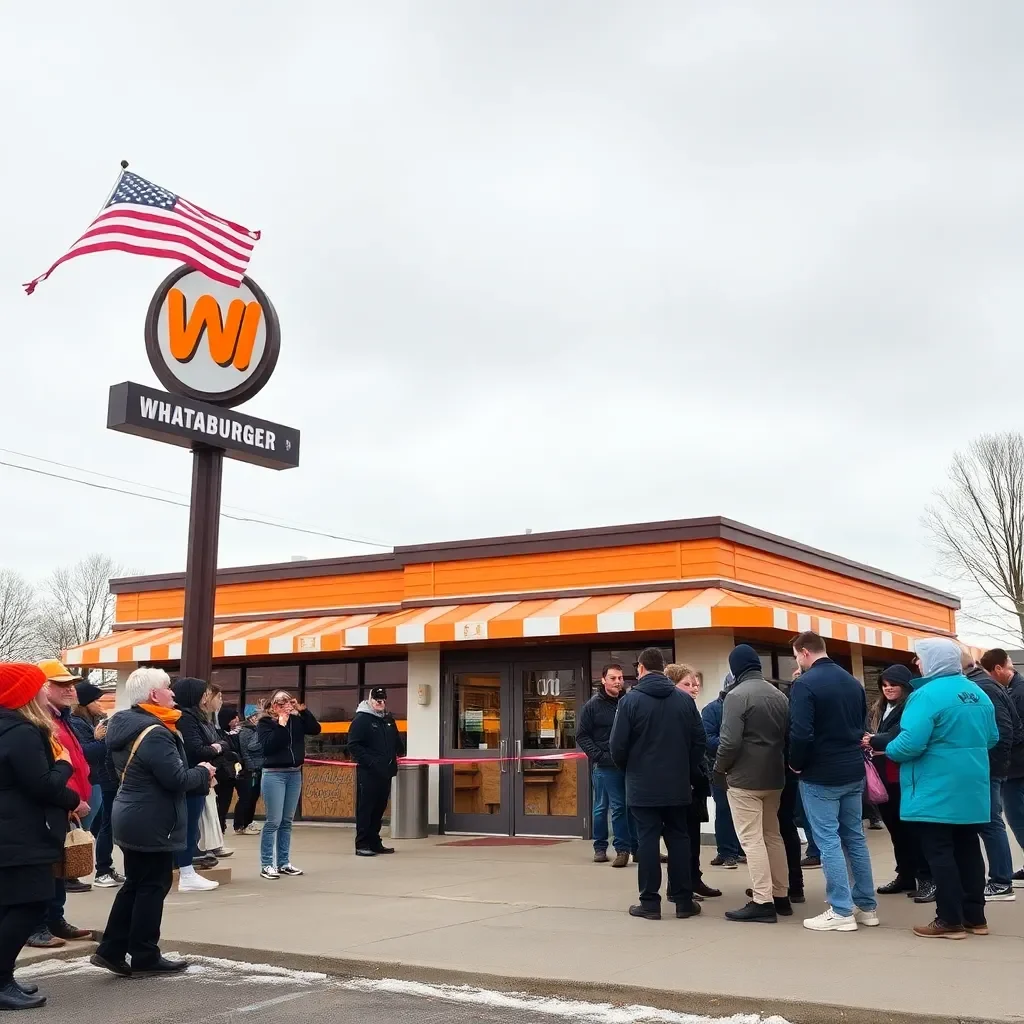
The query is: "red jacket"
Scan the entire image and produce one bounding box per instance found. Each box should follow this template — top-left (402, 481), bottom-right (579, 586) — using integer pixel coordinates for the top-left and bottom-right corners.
top-left (52, 709), bottom-right (92, 803)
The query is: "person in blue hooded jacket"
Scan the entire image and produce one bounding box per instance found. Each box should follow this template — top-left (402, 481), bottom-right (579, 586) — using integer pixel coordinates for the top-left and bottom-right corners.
top-left (879, 638), bottom-right (998, 940)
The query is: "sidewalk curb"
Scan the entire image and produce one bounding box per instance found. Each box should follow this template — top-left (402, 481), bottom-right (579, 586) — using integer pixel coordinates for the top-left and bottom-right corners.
top-left (152, 939), bottom-right (1002, 1024)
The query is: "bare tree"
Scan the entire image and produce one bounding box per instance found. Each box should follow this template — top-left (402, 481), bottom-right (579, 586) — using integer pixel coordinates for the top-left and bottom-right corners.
top-left (34, 554), bottom-right (127, 659)
top-left (0, 570), bottom-right (39, 661)
top-left (925, 432), bottom-right (1024, 646)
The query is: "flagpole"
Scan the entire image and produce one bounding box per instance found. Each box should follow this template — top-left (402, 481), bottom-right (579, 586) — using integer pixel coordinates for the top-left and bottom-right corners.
top-left (96, 159), bottom-right (129, 214)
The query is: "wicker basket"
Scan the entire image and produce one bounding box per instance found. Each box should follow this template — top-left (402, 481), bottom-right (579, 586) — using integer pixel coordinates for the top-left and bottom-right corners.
top-left (53, 825), bottom-right (95, 880)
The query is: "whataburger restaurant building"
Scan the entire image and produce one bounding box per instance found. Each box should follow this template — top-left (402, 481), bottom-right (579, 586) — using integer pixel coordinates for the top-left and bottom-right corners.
top-left (65, 516), bottom-right (963, 838)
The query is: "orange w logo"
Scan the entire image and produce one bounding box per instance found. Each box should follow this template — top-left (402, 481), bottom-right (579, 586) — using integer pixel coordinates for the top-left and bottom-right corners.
top-left (167, 288), bottom-right (263, 370)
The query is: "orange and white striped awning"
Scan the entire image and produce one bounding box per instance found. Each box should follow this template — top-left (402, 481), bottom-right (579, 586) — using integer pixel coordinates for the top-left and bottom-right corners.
top-left (64, 588), bottom-right (943, 667)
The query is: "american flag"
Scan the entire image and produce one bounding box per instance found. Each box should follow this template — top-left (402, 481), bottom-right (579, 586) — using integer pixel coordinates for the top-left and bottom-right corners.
top-left (23, 168), bottom-right (260, 294)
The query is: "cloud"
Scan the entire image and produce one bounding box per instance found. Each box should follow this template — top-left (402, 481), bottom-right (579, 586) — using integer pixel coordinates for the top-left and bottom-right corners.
top-left (2, 2), bottom-right (1022, 646)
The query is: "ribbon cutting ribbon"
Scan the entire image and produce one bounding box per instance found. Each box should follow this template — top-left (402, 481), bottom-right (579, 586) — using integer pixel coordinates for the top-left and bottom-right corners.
top-left (304, 751), bottom-right (587, 768)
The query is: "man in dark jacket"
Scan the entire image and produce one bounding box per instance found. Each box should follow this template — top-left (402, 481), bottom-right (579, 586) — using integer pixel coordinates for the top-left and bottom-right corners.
top-left (577, 664), bottom-right (636, 866)
top-left (348, 687), bottom-right (406, 856)
top-left (980, 649), bottom-right (1024, 888)
top-left (715, 645), bottom-right (791, 923)
top-left (93, 667), bottom-right (213, 978)
top-left (701, 679), bottom-right (743, 867)
top-left (609, 647), bottom-right (706, 921)
top-left (789, 631), bottom-right (877, 932)
top-left (961, 651), bottom-right (1017, 901)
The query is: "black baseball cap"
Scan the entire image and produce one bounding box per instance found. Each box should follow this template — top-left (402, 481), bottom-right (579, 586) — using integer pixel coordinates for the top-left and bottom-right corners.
top-left (369, 687), bottom-right (387, 700)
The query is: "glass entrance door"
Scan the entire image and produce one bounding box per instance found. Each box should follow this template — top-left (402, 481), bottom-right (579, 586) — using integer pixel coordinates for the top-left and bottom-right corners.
top-left (442, 656), bottom-right (587, 837)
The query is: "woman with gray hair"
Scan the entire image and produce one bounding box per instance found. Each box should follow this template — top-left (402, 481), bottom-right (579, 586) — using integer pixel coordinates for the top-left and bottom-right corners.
top-left (91, 668), bottom-right (215, 978)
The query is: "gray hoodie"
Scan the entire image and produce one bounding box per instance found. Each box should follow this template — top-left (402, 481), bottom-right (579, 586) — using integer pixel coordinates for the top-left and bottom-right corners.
top-left (915, 637), bottom-right (963, 680)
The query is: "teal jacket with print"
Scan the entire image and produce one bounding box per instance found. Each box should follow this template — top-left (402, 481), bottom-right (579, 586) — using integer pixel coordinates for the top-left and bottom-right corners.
top-left (884, 667), bottom-right (998, 825)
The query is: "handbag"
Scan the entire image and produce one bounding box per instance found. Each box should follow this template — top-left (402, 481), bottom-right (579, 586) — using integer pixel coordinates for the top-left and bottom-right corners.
top-left (54, 818), bottom-right (95, 880)
top-left (864, 753), bottom-right (889, 805)
top-left (198, 790), bottom-right (224, 853)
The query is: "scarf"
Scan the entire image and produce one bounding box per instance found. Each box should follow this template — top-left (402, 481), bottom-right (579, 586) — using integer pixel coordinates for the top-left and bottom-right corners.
top-left (49, 736), bottom-right (66, 760)
top-left (139, 703), bottom-right (182, 732)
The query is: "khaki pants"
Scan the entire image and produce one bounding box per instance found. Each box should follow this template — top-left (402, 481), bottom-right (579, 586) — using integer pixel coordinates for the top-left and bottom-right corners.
top-left (727, 788), bottom-right (788, 904)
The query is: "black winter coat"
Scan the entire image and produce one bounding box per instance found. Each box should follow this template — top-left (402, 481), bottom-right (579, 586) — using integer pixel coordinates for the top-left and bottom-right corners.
top-left (0, 709), bottom-right (80, 868)
top-left (170, 678), bottom-right (225, 769)
top-left (608, 673), bottom-right (706, 807)
top-left (1002, 673), bottom-right (1024, 780)
top-left (237, 723), bottom-right (264, 772)
top-left (69, 710), bottom-right (116, 789)
top-left (106, 707), bottom-right (210, 853)
top-left (576, 690), bottom-right (622, 768)
top-left (966, 667), bottom-right (1017, 779)
top-left (347, 706), bottom-right (406, 779)
top-left (258, 709), bottom-right (321, 769)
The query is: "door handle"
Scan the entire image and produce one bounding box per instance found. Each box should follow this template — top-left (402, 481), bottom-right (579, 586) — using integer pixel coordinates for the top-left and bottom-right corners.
top-left (515, 739), bottom-right (522, 773)
top-left (499, 738), bottom-right (507, 773)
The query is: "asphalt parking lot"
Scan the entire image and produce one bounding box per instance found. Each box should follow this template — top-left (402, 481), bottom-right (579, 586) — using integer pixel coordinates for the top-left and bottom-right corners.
top-left (16, 954), bottom-right (779, 1024)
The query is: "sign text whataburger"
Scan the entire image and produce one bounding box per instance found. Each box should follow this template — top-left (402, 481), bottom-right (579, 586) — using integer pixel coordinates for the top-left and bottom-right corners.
top-left (107, 381), bottom-right (299, 470)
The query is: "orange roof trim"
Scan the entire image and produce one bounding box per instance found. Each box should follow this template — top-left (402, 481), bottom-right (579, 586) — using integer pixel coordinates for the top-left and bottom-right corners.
top-left (64, 588), bottom-right (945, 668)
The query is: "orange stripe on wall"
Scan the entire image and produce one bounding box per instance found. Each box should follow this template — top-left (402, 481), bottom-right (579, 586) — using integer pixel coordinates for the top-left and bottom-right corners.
top-left (320, 720), bottom-right (407, 734)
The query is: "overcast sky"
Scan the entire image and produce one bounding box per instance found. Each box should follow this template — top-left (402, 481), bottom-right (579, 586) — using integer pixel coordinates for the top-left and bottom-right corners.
top-left (2, 2), bottom-right (1022, 642)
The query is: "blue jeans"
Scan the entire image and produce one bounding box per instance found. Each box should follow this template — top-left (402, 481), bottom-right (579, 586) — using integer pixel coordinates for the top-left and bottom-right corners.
top-left (712, 784), bottom-right (742, 859)
top-left (82, 783), bottom-right (103, 832)
top-left (591, 767), bottom-right (637, 854)
top-left (261, 769), bottom-right (302, 868)
top-left (800, 779), bottom-right (877, 917)
top-left (174, 792), bottom-right (206, 869)
top-left (1001, 778), bottom-right (1024, 869)
top-left (794, 787), bottom-right (819, 858)
top-left (979, 777), bottom-right (1013, 886)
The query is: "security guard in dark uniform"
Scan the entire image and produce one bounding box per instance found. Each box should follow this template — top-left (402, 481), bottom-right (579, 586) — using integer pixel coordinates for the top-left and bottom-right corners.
top-left (347, 687), bottom-right (405, 855)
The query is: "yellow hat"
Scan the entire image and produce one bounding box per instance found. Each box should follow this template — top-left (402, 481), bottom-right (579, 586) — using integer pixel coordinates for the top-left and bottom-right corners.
top-left (38, 659), bottom-right (77, 684)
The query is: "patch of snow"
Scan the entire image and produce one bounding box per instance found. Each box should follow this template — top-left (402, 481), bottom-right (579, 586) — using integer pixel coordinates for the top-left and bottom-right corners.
top-left (341, 978), bottom-right (792, 1024)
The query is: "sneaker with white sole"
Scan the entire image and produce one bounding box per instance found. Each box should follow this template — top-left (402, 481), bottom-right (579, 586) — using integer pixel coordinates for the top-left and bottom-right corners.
top-left (177, 873), bottom-right (219, 893)
top-left (984, 882), bottom-right (1016, 902)
top-left (260, 866), bottom-right (280, 880)
top-left (244, 823), bottom-right (262, 835)
top-left (93, 871), bottom-right (125, 888)
top-left (278, 864), bottom-right (303, 876)
top-left (1012, 869), bottom-right (1024, 889)
top-left (803, 908), bottom-right (858, 932)
top-left (854, 907), bottom-right (880, 927)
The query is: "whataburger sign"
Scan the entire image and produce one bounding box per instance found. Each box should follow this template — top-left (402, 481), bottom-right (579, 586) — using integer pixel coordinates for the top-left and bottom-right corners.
top-left (105, 265), bottom-right (301, 680)
top-left (107, 265), bottom-right (299, 470)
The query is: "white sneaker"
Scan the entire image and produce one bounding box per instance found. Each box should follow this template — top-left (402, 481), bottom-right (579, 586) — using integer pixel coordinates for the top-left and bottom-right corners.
top-left (177, 873), bottom-right (219, 893)
top-left (244, 823), bottom-right (262, 835)
top-left (260, 866), bottom-right (280, 880)
top-left (854, 908), bottom-right (880, 927)
top-left (803, 908), bottom-right (857, 932)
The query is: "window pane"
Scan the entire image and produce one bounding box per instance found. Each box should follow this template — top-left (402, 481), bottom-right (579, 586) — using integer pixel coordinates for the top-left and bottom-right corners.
top-left (210, 668), bottom-right (241, 711)
top-left (306, 662), bottom-right (359, 689)
top-left (590, 646), bottom-right (673, 691)
top-left (303, 687), bottom-right (360, 724)
top-left (245, 665), bottom-right (300, 708)
top-left (364, 660), bottom-right (408, 689)
top-left (521, 668), bottom-right (577, 749)
top-left (776, 655), bottom-right (798, 683)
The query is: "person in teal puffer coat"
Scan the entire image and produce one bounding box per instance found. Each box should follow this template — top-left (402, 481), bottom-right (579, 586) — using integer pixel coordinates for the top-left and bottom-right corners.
top-left (880, 637), bottom-right (998, 939)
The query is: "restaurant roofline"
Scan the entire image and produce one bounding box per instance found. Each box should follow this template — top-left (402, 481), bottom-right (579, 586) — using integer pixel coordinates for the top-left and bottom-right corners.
top-left (109, 515), bottom-right (960, 609)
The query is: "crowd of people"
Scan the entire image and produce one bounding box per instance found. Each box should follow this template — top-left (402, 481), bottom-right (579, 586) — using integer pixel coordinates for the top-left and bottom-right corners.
top-left (0, 656), bottom-right (402, 1010)
top-left (580, 634), bottom-right (1019, 940)
top-left (0, 631), bottom-right (1018, 1006)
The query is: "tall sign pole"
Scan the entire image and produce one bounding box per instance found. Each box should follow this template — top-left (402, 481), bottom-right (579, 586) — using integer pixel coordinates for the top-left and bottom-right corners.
top-left (107, 265), bottom-right (298, 682)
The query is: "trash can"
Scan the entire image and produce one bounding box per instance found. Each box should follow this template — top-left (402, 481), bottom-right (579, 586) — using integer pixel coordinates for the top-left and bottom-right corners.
top-left (390, 763), bottom-right (429, 839)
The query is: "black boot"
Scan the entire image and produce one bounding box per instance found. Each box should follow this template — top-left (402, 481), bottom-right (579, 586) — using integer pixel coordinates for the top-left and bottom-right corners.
top-left (745, 887), bottom-right (794, 914)
top-left (878, 877), bottom-right (916, 895)
top-left (694, 881), bottom-right (722, 899)
top-left (675, 900), bottom-right (702, 919)
top-left (0, 981), bottom-right (46, 1010)
top-left (628, 904), bottom-right (661, 920)
top-left (790, 889), bottom-right (806, 904)
top-left (12, 979), bottom-right (38, 995)
top-left (726, 900), bottom-right (778, 923)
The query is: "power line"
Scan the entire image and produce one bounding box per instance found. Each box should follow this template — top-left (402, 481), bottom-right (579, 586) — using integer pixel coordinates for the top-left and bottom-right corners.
top-left (0, 458), bottom-right (392, 549)
top-left (0, 446), bottom-right (387, 546)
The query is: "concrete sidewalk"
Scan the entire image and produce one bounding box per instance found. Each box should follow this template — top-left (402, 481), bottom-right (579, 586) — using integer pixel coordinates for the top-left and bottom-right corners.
top-left (52, 826), bottom-right (1023, 1023)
